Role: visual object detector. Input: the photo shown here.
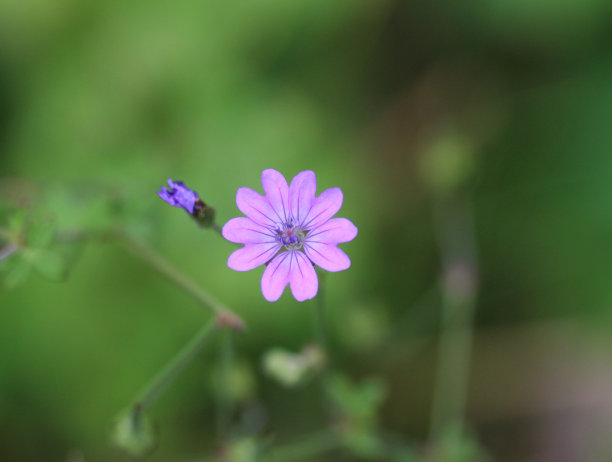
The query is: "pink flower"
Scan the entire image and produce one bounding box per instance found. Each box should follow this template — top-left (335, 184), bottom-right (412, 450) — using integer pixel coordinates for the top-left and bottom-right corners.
top-left (222, 169), bottom-right (358, 302)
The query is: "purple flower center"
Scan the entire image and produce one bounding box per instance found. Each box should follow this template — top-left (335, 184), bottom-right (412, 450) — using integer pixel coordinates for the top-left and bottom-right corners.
top-left (277, 222), bottom-right (305, 250)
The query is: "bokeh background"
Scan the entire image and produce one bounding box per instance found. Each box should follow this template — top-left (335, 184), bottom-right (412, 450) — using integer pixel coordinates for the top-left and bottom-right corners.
top-left (2, 1), bottom-right (612, 461)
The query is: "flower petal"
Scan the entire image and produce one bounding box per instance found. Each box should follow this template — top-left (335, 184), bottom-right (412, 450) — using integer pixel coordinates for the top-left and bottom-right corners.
top-left (227, 243), bottom-right (280, 271)
top-left (302, 187), bottom-right (343, 231)
top-left (261, 169), bottom-right (290, 224)
top-left (261, 252), bottom-right (291, 302)
top-left (222, 217), bottom-right (277, 244)
top-left (307, 218), bottom-right (358, 244)
top-left (236, 187), bottom-right (278, 228)
top-left (289, 251), bottom-right (318, 301)
top-left (289, 170), bottom-right (316, 226)
top-left (304, 242), bottom-right (351, 272)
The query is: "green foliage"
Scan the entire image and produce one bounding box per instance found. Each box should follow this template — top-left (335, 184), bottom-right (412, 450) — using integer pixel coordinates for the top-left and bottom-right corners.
top-left (326, 374), bottom-right (387, 459)
top-left (0, 182), bottom-right (159, 288)
top-left (0, 210), bottom-right (84, 287)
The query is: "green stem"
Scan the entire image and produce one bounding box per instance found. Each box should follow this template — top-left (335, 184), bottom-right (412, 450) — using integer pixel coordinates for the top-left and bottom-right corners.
top-left (211, 222), bottom-right (223, 236)
top-left (313, 270), bottom-right (328, 353)
top-left (132, 319), bottom-right (217, 411)
top-left (429, 196), bottom-right (479, 439)
top-left (118, 235), bottom-right (245, 414)
top-left (216, 329), bottom-right (234, 437)
top-left (121, 236), bottom-right (244, 328)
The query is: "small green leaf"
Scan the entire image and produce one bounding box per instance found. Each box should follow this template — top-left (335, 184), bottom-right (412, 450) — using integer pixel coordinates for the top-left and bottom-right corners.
top-left (25, 218), bottom-right (55, 248)
top-left (262, 345), bottom-right (324, 388)
top-left (112, 407), bottom-right (156, 458)
top-left (7, 209), bottom-right (27, 234)
top-left (325, 374), bottom-right (388, 459)
top-left (326, 374), bottom-right (386, 423)
top-left (1, 253), bottom-right (31, 289)
top-left (30, 249), bottom-right (66, 280)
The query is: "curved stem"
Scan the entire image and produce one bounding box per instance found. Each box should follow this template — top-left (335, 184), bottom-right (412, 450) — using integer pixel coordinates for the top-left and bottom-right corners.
top-left (120, 235), bottom-right (245, 330)
top-left (132, 319), bottom-right (217, 411)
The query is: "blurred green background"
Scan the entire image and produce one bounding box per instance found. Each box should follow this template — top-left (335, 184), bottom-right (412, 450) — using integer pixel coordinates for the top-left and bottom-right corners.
top-left (2, 1), bottom-right (612, 461)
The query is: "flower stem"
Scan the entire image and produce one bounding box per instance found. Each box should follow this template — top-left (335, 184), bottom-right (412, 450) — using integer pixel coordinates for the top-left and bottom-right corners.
top-left (120, 235), bottom-right (245, 330)
top-left (132, 318), bottom-right (217, 411)
top-left (313, 270), bottom-right (328, 354)
top-left (429, 195), bottom-right (479, 439)
top-left (211, 222), bottom-right (223, 236)
top-left (216, 329), bottom-right (234, 438)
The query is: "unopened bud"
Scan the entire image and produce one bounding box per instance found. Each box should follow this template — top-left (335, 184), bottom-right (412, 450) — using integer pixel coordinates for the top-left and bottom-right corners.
top-left (157, 179), bottom-right (219, 229)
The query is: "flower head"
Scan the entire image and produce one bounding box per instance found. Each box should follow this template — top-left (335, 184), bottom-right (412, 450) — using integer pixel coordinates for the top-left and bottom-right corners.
top-left (222, 169), bottom-right (358, 302)
top-left (158, 179), bottom-right (203, 215)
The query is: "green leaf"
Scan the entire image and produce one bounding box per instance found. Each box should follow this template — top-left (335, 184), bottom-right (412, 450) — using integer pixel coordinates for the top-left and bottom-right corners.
top-left (30, 249), bottom-right (67, 280)
top-left (7, 209), bottom-right (27, 234)
top-left (262, 345), bottom-right (325, 388)
top-left (0, 210), bottom-right (86, 287)
top-left (325, 373), bottom-right (388, 459)
top-left (112, 407), bottom-right (156, 458)
top-left (1, 253), bottom-right (31, 289)
top-left (25, 218), bottom-right (55, 248)
top-left (326, 373), bottom-right (386, 423)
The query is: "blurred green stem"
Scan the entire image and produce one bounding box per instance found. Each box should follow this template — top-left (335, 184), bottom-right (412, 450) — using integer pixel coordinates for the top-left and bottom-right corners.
top-left (116, 235), bottom-right (245, 444)
top-left (216, 329), bottom-right (234, 437)
top-left (313, 270), bottom-right (328, 354)
top-left (429, 195), bottom-right (479, 439)
top-left (132, 318), bottom-right (217, 411)
top-left (211, 222), bottom-right (223, 235)
top-left (120, 235), bottom-right (245, 330)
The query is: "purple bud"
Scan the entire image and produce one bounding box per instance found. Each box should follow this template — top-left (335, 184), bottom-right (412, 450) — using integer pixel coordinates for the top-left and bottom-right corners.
top-left (157, 179), bottom-right (200, 214)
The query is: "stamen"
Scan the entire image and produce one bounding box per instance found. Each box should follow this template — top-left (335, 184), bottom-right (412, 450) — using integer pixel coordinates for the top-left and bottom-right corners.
top-left (277, 223), bottom-right (304, 250)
